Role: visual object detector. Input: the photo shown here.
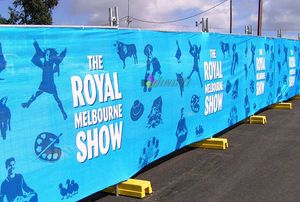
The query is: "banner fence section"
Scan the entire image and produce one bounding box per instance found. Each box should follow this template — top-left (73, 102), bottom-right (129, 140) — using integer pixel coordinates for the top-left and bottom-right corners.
top-left (0, 27), bottom-right (299, 201)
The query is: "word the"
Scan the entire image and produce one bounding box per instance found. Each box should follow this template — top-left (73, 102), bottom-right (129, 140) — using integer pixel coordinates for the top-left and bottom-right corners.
top-left (87, 55), bottom-right (104, 70)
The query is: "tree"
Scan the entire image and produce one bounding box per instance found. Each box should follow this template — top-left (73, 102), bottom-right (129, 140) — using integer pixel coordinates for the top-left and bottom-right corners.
top-left (0, 15), bottom-right (8, 24)
top-left (8, 0), bottom-right (59, 25)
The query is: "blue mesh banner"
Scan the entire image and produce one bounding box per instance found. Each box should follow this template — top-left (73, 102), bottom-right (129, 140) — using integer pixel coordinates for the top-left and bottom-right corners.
top-left (0, 26), bottom-right (299, 201)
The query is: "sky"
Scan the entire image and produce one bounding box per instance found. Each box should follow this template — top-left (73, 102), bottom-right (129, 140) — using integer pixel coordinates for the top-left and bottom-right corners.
top-left (0, 0), bottom-right (300, 38)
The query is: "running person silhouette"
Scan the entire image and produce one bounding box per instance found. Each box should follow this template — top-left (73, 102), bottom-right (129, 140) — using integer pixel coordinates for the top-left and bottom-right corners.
top-left (231, 44), bottom-right (239, 75)
top-left (187, 41), bottom-right (203, 87)
top-left (282, 46), bottom-right (288, 68)
top-left (175, 108), bottom-right (188, 150)
top-left (22, 41), bottom-right (67, 120)
top-left (249, 43), bottom-right (256, 76)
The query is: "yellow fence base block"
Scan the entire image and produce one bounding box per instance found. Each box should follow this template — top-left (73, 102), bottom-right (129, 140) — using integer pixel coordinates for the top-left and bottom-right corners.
top-left (293, 95), bottom-right (300, 100)
top-left (190, 138), bottom-right (228, 150)
top-left (245, 115), bottom-right (267, 124)
top-left (270, 102), bottom-right (292, 110)
top-left (103, 179), bottom-right (152, 198)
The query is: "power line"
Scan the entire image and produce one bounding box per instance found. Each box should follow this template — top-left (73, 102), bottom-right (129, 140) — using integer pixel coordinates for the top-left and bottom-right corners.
top-left (129, 0), bottom-right (229, 24)
top-left (120, 16), bottom-right (128, 21)
top-left (264, 28), bottom-right (300, 31)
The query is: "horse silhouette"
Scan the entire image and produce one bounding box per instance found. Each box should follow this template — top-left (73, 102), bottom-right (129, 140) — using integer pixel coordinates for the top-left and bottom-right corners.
top-left (115, 41), bottom-right (138, 68)
top-left (220, 41), bottom-right (230, 58)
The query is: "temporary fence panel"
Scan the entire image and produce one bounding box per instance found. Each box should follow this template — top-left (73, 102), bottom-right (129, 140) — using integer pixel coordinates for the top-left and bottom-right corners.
top-left (0, 27), bottom-right (299, 201)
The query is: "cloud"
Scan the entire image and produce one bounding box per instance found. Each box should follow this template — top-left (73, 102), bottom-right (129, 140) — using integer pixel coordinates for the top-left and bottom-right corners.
top-left (263, 0), bottom-right (300, 30)
top-left (52, 0), bottom-right (300, 37)
top-left (231, 1), bottom-right (258, 32)
top-left (58, 0), bottom-right (232, 32)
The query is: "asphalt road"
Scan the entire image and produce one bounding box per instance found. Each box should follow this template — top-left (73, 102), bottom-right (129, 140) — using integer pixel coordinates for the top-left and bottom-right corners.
top-left (82, 99), bottom-right (300, 202)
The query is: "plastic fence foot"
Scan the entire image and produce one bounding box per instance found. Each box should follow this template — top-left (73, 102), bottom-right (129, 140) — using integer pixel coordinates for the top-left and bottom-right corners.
top-left (190, 138), bottom-right (228, 150)
top-left (270, 102), bottom-right (292, 110)
top-left (245, 115), bottom-right (267, 124)
top-left (293, 95), bottom-right (300, 100)
top-left (103, 179), bottom-right (152, 198)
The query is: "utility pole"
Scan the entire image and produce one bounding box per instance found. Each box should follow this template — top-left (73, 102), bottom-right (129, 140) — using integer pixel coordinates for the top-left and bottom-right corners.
top-left (257, 0), bottom-right (263, 36)
top-left (195, 21), bottom-right (200, 32)
top-left (126, 0), bottom-right (132, 27)
top-left (196, 18), bottom-right (209, 32)
top-left (205, 18), bottom-right (209, 32)
top-left (108, 7), bottom-right (119, 27)
top-left (277, 29), bottom-right (282, 38)
top-left (108, 8), bottom-right (113, 27)
top-left (230, 0), bottom-right (232, 33)
top-left (245, 25), bottom-right (253, 35)
top-left (114, 6), bottom-right (119, 26)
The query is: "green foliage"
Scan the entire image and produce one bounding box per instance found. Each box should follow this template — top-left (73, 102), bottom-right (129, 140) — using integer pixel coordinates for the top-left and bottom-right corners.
top-left (0, 15), bottom-right (8, 24)
top-left (7, 0), bottom-right (59, 25)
